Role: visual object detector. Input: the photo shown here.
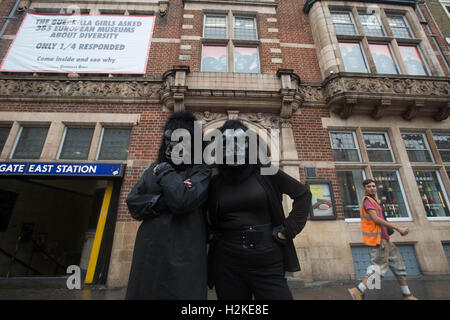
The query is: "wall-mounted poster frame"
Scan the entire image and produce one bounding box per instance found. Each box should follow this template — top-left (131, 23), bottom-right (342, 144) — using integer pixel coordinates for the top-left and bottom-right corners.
top-left (306, 180), bottom-right (337, 220)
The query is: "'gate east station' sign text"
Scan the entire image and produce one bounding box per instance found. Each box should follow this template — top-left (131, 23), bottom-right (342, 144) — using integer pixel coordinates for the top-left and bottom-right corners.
top-left (0, 162), bottom-right (123, 177)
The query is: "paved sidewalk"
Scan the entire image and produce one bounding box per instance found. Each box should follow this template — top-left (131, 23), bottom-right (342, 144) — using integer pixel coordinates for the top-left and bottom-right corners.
top-left (1, 275), bottom-right (449, 300)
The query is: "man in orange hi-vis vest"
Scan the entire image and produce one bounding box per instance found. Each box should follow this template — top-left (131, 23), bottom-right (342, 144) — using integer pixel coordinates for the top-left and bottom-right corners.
top-left (348, 179), bottom-right (418, 300)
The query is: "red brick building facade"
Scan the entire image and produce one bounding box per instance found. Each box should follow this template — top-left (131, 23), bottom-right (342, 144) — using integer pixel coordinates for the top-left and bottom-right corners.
top-left (0, 0), bottom-right (449, 287)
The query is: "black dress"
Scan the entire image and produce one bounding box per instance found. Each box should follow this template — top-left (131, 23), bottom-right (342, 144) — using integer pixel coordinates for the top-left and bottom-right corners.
top-left (208, 165), bottom-right (311, 300)
top-left (125, 163), bottom-right (211, 300)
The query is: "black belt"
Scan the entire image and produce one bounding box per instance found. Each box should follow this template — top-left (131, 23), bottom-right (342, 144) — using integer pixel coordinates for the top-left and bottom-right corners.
top-left (219, 224), bottom-right (273, 249)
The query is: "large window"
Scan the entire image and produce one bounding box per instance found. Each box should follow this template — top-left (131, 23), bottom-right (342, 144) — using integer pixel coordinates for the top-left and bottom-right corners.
top-left (369, 43), bottom-right (399, 74)
top-left (204, 15), bottom-right (227, 38)
top-left (363, 132), bottom-right (395, 163)
top-left (330, 7), bottom-right (435, 76)
top-left (387, 15), bottom-right (413, 39)
top-left (12, 126), bottom-right (49, 159)
top-left (402, 133), bottom-right (434, 163)
top-left (331, 11), bottom-right (357, 35)
top-left (339, 42), bottom-right (368, 73)
top-left (359, 13), bottom-right (385, 36)
top-left (234, 46), bottom-right (260, 73)
top-left (58, 127), bottom-right (94, 160)
top-left (0, 126), bottom-right (11, 154)
top-left (337, 169), bottom-right (366, 219)
top-left (433, 133), bottom-right (450, 163)
top-left (330, 131), bottom-right (361, 162)
top-left (233, 17), bottom-right (257, 40)
top-left (333, 127), bottom-right (450, 222)
top-left (398, 45), bottom-right (428, 76)
top-left (202, 45), bottom-right (228, 72)
top-left (372, 170), bottom-right (411, 219)
top-left (415, 170), bottom-right (450, 219)
top-left (202, 14), bottom-right (259, 73)
top-left (97, 127), bottom-right (131, 160)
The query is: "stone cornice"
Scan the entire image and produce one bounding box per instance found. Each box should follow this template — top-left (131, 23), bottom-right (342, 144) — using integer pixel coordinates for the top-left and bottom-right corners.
top-left (323, 73), bottom-right (450, 121)
top-left (0, 71), bottom-right (448, 120)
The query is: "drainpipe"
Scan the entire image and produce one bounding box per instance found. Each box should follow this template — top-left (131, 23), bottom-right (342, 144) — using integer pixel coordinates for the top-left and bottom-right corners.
top-left (0, 0), bottom-right (23, 40)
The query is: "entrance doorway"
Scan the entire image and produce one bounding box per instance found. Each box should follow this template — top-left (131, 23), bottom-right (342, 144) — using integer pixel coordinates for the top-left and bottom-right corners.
top-left (0, 177), bottom-right (116, 284)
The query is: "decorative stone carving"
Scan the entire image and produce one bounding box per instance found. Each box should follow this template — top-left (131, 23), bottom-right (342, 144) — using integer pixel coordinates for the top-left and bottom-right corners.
top-left (299, 85), bottom-right (324, 102)
top-left (0, 79), bottom-right (162, 99)
top-left (193, 111), bottom-right (280, 131)
top-left (239, 112), bottom-right (280, 130)
top-left (327, 76), bottom-right (450, 97)
top-left (325, 74), bottom-right (450, 121)
top-left (193, 111), bottom-right (227, 125)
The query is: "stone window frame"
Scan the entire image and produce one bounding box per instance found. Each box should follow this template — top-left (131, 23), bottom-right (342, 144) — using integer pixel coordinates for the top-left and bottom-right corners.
top-left (359, 12), bottom-right (386, 37)
top-left (331, 127), bottom-right (414, 222)
top-left (329, 130), bottom-right (362, 163)
top-left (57, 126), bottom-right (95, 160)
top-left (9, 125), bottom-right (50, 160)
top-left (201, 10), bottom-right (260, 73)
top-left (325, 3), bottom-right (439, 76)
top-left (362, 131), bottom-right (396, 163)
top-left (95, 127), bottom-right (133, 161)
top-left (0, 113), bottom-right (139, 163)
top-left (331, 126), bottom-right (450, 223)
top-left (433, 132), bottom-right (450, 164)
top-left (406, 129), bottom-right (450, 220)
top-left (367, 42), bottom-right (401, 74)
top-left (336, 168), bottom-right (367, 221)
top-left (413, 169), bottom-right (450, 221)
top-left (401, 131), bottom-right (435, 164)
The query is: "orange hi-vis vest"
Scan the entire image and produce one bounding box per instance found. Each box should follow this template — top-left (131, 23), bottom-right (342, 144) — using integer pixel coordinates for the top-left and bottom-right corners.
top-left (360, 195), bottom-right (381, 246)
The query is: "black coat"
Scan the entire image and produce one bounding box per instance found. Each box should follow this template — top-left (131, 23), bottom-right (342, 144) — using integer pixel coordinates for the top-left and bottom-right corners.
top-left (125, 163), bottom-right (212, 300)
top-left (208, 166), bottom-right (311, 272)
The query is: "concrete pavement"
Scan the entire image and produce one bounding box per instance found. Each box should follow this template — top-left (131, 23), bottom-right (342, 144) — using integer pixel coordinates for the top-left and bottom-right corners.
top-left (0, 275), bottom-right (449, 300)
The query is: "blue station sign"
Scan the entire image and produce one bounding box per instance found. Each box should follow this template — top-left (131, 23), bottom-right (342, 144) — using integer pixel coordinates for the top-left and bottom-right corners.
top-left (0, 162), bottom-right (124, 178)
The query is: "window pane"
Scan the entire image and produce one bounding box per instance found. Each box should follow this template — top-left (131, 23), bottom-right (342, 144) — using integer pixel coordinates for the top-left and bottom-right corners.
top-left (433, 133), bottom-right (450, 163)
top-left (398, 46), bottom-right (427, 76)
top-left (372, 171), bottom-right (409, 218)
top-left (330, 132), bottom-right (360, 162)
top-left (331, 12), bottom-right (357, 35)
top-left (359, 14), bottom-right (384, 36)
top-left (387, 15), bottom-right (412, 38)
top-left (339, 42), bottom-right (368, 73)
top-left (415, 171), bottom-right (450, 218)
top-left (234, 47), bottom-right (259, 73)
top-left (59, 127), bottom-right (94, 160)
top-left (402, 133), bottom-right (433, 162)
top-left (98, 128), bottom-right (131, 160)
top-left (234, 17), bottom-right (257, 40)
top-left (337, 170), bottom-right (365, 219)
top-left (369, 44), bottom-right (398, 74)
top-left (0, 127), bottom-right (11, 153)
top-left (363, 132), bottom-right (394, 162)
top-left (13, 127), bottom-right (48, 159)
top-left (204, 15), bottom-right (227, 38)
top-left (202, 45), bottom-right (228, 72)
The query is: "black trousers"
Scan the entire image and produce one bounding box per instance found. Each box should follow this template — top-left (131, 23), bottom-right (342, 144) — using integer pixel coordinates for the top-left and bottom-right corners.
top-left (211, 240), bottom-right (293, 300)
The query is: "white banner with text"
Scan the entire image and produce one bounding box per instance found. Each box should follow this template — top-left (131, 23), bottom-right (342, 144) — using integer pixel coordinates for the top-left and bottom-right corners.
top-left (0, 14), bottom-right (155, 74)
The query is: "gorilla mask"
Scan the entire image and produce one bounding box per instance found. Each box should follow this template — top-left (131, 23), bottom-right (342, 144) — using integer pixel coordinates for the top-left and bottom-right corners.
top-left (158, 111), bottom-right (197, 168)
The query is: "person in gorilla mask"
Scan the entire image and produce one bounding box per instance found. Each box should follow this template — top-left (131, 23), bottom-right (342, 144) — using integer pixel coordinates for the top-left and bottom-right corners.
top-left (125, 111), bottom-right (211, 300)
top-left (207, 119), bottom-right (312, 300)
